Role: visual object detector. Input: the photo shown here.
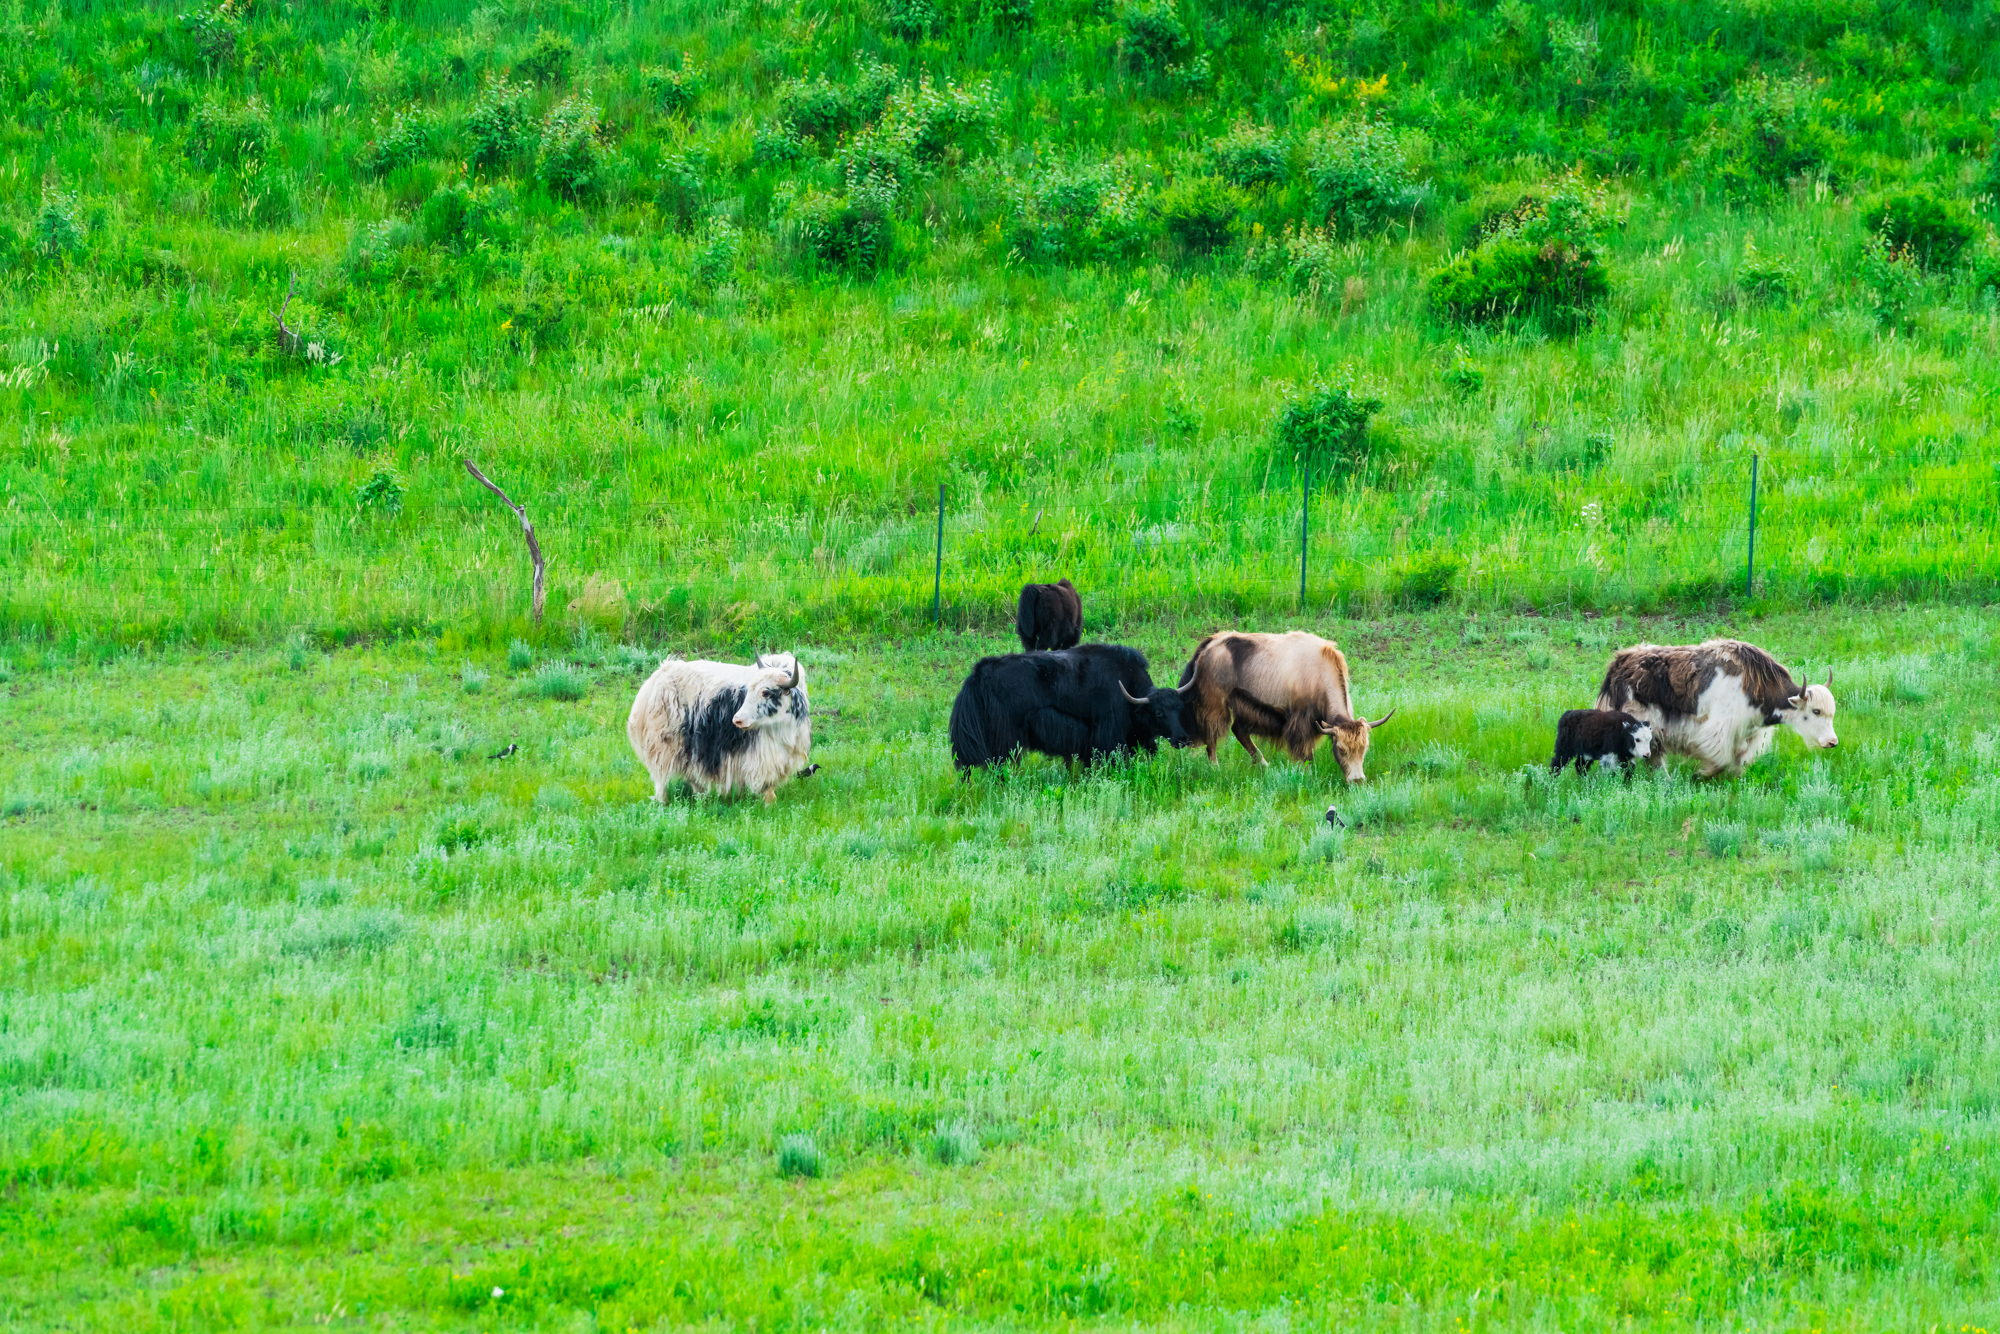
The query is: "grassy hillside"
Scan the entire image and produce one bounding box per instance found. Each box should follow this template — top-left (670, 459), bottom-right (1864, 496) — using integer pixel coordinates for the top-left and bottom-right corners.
top-left (5, 609), bottom-right (2000, 1327)
top-left (5, 1), bottom-right (2000, 649)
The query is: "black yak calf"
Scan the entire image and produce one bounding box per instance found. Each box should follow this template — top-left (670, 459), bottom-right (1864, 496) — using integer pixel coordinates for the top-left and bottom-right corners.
top-left (949, 643), bottom-right (1191, 769)
top-left (1016, 578), bottom-right (1082, 652)
top-left (1551, 708), bottom-right (1655, 775)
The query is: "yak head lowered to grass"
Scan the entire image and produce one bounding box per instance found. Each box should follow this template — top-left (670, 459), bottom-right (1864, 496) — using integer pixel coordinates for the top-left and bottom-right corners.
top-left (1315, 708), bottom-right (1398, 783)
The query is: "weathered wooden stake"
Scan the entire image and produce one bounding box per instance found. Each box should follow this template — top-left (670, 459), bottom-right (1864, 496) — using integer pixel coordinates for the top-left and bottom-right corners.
top-left (1299, 463), bottom-right (1310, 611)
top-left (464, 459), bottom-right (546, 625)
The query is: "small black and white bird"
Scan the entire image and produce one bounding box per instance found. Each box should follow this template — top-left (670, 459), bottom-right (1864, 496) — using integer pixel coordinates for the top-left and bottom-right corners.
top-left (798, 764), bottom-right (821, 778)
top-left (1324, 806), bottom-right (1347, 829)
top-left (488, 741), bottom-right (518, 761)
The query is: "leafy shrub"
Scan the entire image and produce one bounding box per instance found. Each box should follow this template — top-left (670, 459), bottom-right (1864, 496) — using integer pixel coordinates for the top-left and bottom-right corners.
top-left (1691, 74), bottom-right (1838, 199)
top-left (642, 58), bottom-right (704, 115)
top-left (1156, 176), bottom-right (1241, 254)
top-left (980, 0), bottom-right (1034, 29)
top-left (867, 76), bottom-right (996, 167)
top-left (1393, 551), bottom-right (1462, 607)
top-left (31, 189), bottom-right (86, 263)
top-left (1442, 354), bottom-right (1484, 398)
top-left (882, 0), bottom-right (937, 41)
top-left (1736, 240), bottom-right (1802, 304)
top-left (1118, 0), bottom-right (1188, 75)
top-left (1008, 160), bottom-right (1147, 263)
top-left (658, 150), bottom-right (709, 228)
top-left (465, 80), bottom-right (534, 172)
top-left (176, 5), bottom-right (242, 72)
top-left (514, 29), bottom-right (574, 85)
top-left (776, 61), bottom-right (899, 143)
top-left (1428, 238), bottom-right (1605, 326)
top-left (1209, 122), bottom-right (1286, 188)
top-left (354, 468), bottom-right (404, 515)
top-left (419, 181), bottom-right (510, 248)
top-left (777, 1134), bottom-right (824, 1179)
top-left (534, 663), bottom-right (588, 701)
top-left (1863, 190), bottom-right (1977, 270)
top-left (364, 107), bottom-right (441, 177)
top-left (751, 127), bottom-right (809, 167)
top-left (1307, 120), bottom-right (1424, 235)
top-left (1243, 222), bottom-right (1343, 295)
top-left (790, 172), bottom-right (898, 272)
top-left (537, 95), bottom-right (606, 200)
top-left (1860, 233), bottom-right (1923, 331)
top-left (187, 97), bottom-right (273, 169)
top-left (346, 218), bottom-right (419, 282)
top-left (1271, 381), bottom-right (1384, 476)
top-left (693, 219), bottom-right (741, 285)
top-left (495, 289), bottom-right (571, 350)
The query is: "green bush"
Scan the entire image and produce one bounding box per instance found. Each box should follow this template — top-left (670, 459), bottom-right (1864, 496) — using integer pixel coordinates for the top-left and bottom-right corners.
top-left (507, 640), bottom-right (534, 671)
top-left (1691, 74), bottom-right (1838, 199)
top-left (364, 108), bottom-right (441, 177)
top-left (1118, 0), bottom-right (1188, 75)
top-left (1156, 176), bottom-right (1242, 254)
top-left (514, 29), bottom-right (574, 85)
top-left (642, 59), bottom-right (704, 115)
top-left (1271, 382), bottom-right (1384, 476)
top-left (776, 62), bottom-right (899, 143)
top-left (420, 180), bottom-right (508, 248)
top-left (1863, 190), bottom-right (1977, 271)
top-left (419, 181), bottom-right (510, 248)
top-left (354, 469), bottom-right (405, 516)
top-left (464, 80), bottom-right (534, 172)
top-left (869, 76), bottom-right (996, 167)
top-left (1008, 161), bottom-right (1147, 264)
top-left (693, 220), bottom-right (741, 285)
top-left (1430, 238), bottom-right (1609, 327)
top-left (1307, 120), bottom-right (1424, 235)
top-left (658, 150), bottom-right (709, 228)
top-left (533, 663), bottom-right (588, 701)
top-left (1859, 232), bottom-right (1923, 331)
top-left (1208, 123), bottom-right (1286, 189)
top-left (1393, 551), bottom-right (1462, 607)
top-left (187, 97), bottom-right (273, 169)
top-left (31, 189), bottom-right (86, 263)
top-left (790, 173), bottom-right (898, 272)
top-left (979, 0), bottom-right (1034, 29)
top-left (1244, 222), bottom-right (1342, 295)
top-left (882, 0), bottom-right (937, 41)
top-left (537, 95), bottom-right (606, 200)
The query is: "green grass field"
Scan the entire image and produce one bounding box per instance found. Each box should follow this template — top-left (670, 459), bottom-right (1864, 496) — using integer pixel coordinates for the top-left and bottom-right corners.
top-left (10, 0), bottom-right (2000, 1326)
top-left (6, 606), bottom-right (2000, 1327)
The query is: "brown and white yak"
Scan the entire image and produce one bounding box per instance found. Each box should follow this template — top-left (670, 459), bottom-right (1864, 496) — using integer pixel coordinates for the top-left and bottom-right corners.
top-left (1178, 630), bottom-right (1394, 782)
top-left (1595, 638), bottom-right (1837, 777)
top-left (627, 654), bottom-right (815, 803)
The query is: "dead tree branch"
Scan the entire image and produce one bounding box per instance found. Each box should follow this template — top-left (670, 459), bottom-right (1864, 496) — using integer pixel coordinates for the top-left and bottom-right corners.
top-left (463, 459), bottom-right (546, 625)
top-left (276, 273), bottom-right (302, 356)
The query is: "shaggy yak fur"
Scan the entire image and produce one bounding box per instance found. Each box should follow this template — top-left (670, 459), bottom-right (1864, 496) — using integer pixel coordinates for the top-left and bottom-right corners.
top-left (1015, 578), bottom-right (1083, 652)
top-left (1177, 630), bottom-right (1394, 782)
top-left (627, 654), bottom-right (812, 802)
top-left (1595, 638), bottom-right (1838, 777)
top-left (948, 643), bottom-right (1191, 769)
top-left (1550, 708), bottom-right (1655, 775)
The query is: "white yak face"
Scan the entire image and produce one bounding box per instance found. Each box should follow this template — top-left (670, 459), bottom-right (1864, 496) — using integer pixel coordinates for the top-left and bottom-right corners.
top-left (732, 655), bottom-right (806, 731)
top-left (1628, 721), bottom-right (1654, 759)
top-left (1781, 682), bottom-right (1838, 749)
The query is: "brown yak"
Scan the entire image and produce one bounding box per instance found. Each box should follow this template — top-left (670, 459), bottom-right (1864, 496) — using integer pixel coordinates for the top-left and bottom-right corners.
top-left (1177, 630), bottom-right (1394, 782)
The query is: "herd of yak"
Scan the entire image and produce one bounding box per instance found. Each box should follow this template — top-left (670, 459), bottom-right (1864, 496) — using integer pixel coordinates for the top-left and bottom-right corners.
top-left (626, 579), bottom-right (1841, 805)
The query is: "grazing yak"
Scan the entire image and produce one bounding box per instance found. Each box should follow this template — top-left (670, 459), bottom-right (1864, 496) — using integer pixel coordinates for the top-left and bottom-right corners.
top-left (1551, 708), bottom-right (1655, 775)
top-left (949, 643), bottom-right (1191, 769)
top-left (1178, 630), bottom-right (1394, 782)
top-left (1016, 578), bottom-right (1083, 652)
top-left (627, 653), bottom-right (813, 802)
top-left (1595, 639), bottom-right (1837, 777)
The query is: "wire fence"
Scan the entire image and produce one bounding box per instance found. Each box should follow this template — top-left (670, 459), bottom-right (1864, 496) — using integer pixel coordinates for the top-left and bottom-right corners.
top-left (7, 456), bottom-right (1998, 643)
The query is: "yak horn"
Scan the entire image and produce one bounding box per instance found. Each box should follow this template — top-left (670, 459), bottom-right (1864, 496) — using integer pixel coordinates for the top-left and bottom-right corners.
top-left (1824, 667), bottom-right (1833, 688)
top-left (1366, 708), bottom-right (1396, 728)
top-left (1316, 719), bottom-right (1339, 734)
top-left (1118, 681), bottom-right (1148, 705)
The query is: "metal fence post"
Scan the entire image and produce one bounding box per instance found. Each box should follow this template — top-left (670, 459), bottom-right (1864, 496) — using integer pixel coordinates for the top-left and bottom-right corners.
top-left (1746, 451), bottom-right (1759, 599)
top-left (932, 482), bottom-right (945, 627)
top-left (1299, 464), bottom-right (1310, 611)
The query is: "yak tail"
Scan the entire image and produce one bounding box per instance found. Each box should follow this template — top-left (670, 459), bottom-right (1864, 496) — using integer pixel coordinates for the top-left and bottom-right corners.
top-left (1178, 633), bottom-right (1217, 690)
top-left (947, 684), bottom-right (990, 770)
